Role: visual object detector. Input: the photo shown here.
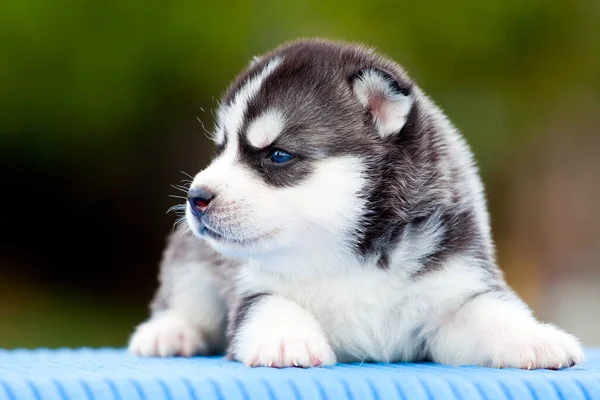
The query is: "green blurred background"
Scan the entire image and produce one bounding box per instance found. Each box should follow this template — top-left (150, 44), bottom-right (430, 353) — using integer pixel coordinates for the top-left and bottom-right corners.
top-left (1, 0), bottom-right (599, 348)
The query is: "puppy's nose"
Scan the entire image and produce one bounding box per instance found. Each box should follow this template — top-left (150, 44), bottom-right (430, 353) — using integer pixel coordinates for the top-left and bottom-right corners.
top-left (187, 186), bottom-right (215, 216)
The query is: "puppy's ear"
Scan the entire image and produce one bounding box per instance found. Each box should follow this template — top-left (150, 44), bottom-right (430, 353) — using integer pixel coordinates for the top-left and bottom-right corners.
top-left (351, 68), bottom-right (413, 138)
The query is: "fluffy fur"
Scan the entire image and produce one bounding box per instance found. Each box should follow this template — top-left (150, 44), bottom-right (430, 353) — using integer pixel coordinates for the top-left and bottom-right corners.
top-left (128, 38), bottom-right (584, 369)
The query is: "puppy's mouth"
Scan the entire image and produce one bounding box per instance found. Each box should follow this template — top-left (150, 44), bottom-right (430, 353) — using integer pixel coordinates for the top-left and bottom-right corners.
top-left (198, 221), bottom-right (276, 246)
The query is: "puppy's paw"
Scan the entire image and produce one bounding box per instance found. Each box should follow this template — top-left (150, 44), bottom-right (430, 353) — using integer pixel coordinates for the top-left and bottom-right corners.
top-left (231, 295), bottom-right (336, 367)
top-left (430, 291), bottom-right (585, 370)
top-left (128, 313), bottom-right (208, 357)
top-left (490, 323), bottom-right (584, 370)
top-left (240, 335), bottom-right (336, 368)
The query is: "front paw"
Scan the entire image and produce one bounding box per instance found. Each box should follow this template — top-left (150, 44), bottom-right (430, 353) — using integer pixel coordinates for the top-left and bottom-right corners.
top-left (431, 291), bottom-right (586, 370)
top-left (489, 323), bottom-right (584, 369)
top-left (231, 295), bottom-right (337, 367)
top-left (238, 335), bottom-right (337, 368)
top-left (128, 313), bottom-right (208, 357)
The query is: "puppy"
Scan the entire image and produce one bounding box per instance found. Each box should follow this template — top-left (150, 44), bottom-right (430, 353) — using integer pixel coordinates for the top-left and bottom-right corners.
top-left (129, 38), bottom-right (584, 369)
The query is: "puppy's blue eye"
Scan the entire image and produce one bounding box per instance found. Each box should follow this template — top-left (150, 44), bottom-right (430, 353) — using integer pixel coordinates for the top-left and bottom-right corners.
top-left (267, 148), bottom-right (294, 164)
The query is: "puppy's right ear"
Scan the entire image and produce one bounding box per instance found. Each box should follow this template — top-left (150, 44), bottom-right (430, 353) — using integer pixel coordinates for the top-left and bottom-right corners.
top-left (351, 68), bottom-right (413, 138)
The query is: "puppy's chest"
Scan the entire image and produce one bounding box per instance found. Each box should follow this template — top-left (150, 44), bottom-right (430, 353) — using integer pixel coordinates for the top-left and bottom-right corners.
top-left (280, 272), bottom-right (401, 313)
top-left (253, 269), bottom-right (427, 361)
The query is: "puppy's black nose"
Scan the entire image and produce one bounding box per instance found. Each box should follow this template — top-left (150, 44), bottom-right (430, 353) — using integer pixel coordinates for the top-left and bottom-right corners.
top-left (187, 186), bottom-right (215, 216)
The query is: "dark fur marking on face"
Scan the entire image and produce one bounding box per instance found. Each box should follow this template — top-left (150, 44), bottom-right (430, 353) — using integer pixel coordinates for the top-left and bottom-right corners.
top-left (237, 135), bottom-right (315, 188)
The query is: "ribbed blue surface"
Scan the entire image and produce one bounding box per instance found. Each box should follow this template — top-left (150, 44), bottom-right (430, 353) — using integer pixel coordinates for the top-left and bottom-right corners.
top-left (1, 348), bottom-right (599, 400)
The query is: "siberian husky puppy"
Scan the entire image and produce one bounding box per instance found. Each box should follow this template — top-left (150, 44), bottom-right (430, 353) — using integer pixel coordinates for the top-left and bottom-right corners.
top-left (129, 39), bottom-right (583, 369)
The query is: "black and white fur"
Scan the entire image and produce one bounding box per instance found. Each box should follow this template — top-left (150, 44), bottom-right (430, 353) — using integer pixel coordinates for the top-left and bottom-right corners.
top-left (129, 39), bottom-right (584, 369)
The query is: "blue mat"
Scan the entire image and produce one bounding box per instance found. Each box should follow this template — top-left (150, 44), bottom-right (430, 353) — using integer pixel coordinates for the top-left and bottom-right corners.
top-left (1, 348), bottom-right (599, 399)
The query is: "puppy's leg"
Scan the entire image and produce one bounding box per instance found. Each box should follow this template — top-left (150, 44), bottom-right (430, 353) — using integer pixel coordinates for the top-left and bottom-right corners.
top-left (428, 289), bottom-right (584, 369)
top-left (229, 294), bottom-right (336, 367)
top-left (128, 227), bottom-right (230, 357)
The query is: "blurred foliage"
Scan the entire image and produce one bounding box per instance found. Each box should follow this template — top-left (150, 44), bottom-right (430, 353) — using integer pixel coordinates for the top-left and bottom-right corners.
top-left (0, 280), bottom-right (139, 348)
top-left (2, 0), bottom-right (598, 170)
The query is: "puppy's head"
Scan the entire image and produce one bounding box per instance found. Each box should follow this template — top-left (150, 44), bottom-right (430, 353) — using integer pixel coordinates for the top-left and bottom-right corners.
top-left (186, 39), bottom-right (446, 267)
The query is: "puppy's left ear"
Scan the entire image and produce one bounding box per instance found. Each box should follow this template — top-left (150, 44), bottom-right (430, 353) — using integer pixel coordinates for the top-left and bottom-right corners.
top-left (351, 68), bottom-right (413, 138)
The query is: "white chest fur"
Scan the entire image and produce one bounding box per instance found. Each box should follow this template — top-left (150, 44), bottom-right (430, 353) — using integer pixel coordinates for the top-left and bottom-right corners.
top-left (237, 257), bottom-right (489, 362)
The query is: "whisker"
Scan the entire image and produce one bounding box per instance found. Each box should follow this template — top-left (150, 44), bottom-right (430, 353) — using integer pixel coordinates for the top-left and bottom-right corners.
top-left (166, 204), bottom-right (186, 214)
top-left (172, 216), bottom-right (187, 230)
top-left (170, 184), bottom-right (189, 193)
top-left (180, 171), bottom-right (194, 180)
top-left (197, 116), bottom-right (213, 141)
top-left (168, 195), bottom-right (187, 200)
